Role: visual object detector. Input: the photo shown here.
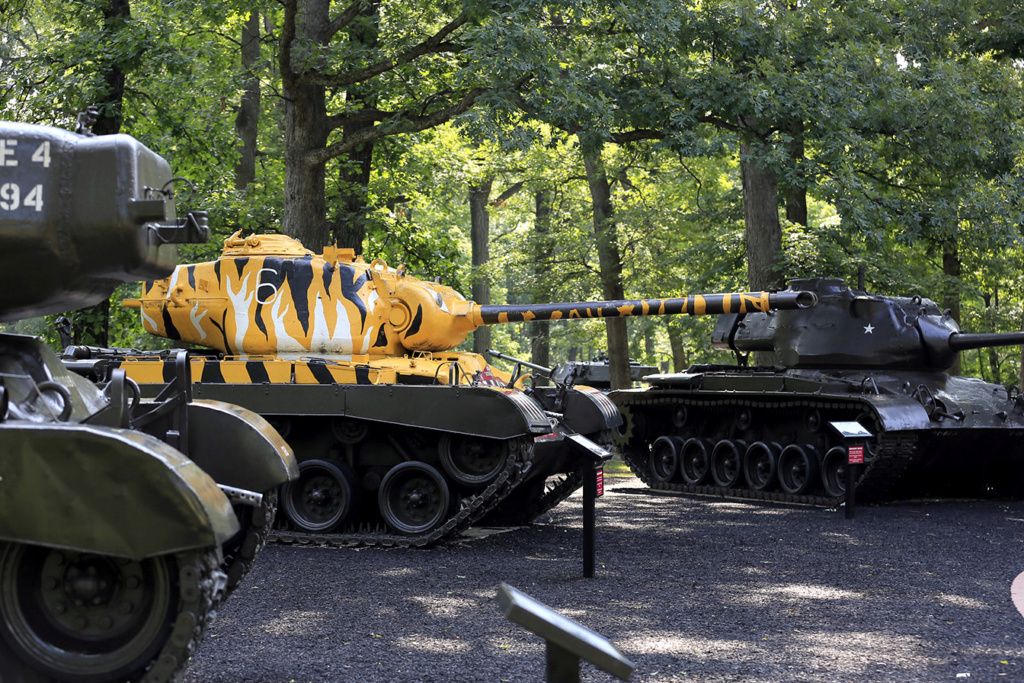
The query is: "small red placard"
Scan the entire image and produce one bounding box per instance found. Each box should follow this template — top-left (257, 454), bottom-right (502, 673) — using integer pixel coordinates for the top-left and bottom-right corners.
top-left (595, 468), bottom-right (604, 497)
top-left (848, 445), bottom-right (864, 464)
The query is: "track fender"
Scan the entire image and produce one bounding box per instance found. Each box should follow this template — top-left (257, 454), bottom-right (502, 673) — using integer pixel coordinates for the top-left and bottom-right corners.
top-left (342, 385), bottom-right (550, 438)
top-left (859, 396), bottom-right (931, 431)
top-left (184, 399), bottom-right (298, 492)
top-left (0, 424), bottom-right (238, 559)
top-left (561, 385), bottom-right (623, 434)
top-left (188, 383), bottom-right (551, 438)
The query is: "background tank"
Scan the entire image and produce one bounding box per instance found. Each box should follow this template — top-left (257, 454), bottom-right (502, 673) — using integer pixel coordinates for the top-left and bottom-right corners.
top-left (65, 231), bottom-right (815, 547)
top-left (548, 351), bottom-right (658, 391)
top-left (611, 277), bottom-right (1024, 504)
top-left (0, 121), bottom-right (295, 683)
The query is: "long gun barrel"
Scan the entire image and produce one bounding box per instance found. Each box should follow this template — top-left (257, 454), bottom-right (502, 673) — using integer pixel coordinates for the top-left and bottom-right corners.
top-left (477, 291), bottom-right (816, 325)
top-left (947, 331), bottom-right (1024, 353)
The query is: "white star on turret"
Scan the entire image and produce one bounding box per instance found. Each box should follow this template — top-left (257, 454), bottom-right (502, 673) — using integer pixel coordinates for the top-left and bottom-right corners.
top-left (864, 324), bottom-right (875, 334)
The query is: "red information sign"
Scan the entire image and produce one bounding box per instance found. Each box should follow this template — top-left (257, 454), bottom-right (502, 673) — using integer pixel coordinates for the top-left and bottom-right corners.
top-left (848, 445), bottom-right (864, 465)
top-left (595, 468), bottom-right (604, 497)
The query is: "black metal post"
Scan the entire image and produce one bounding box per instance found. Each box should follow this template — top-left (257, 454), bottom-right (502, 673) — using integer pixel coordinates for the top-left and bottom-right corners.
top-left (845, 448), bottom-right (858, 520)
top-left (546, 641), bottom-right (581, 683)
top-left (583, 465), bottom-right (596, 578)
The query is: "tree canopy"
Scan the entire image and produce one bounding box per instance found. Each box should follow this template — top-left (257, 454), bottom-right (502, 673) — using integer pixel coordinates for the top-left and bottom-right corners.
top-left (3, 0), bottom-right (1024, 382)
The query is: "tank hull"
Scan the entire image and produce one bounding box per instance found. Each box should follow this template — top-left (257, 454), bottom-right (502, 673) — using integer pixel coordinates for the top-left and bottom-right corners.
top-left (67, 350), bottom-right (619, 547)
top-left (612, 365), bottom-right (1024, 504)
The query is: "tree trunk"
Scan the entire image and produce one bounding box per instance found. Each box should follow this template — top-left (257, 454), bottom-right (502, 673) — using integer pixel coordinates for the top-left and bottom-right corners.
top-left (91, 0), bottom-right (129, 136)
top-left (332, 1), bottom-right (380, 252)
top-left (942, 238), bottom-right (962, 376)
top-left (785, 119), bottom-right (808, 227)
top-left (334, 138), bottom-right (374, 252)
top-left (469, 179), bottom-right (493, 356)
top-left (581, 144), bottom-right (631, 390)
top-left (1019, 317), bottom-right (1024, 390)
top-left (234, 11), bottom-right (261, 190)
top-left (668, 324), bottom-right (687, 372)
top-left (740, 141), bottom-right (783, 291)
top-left (983, 292), bottom-right (1000, 384)
top-left (740, 138), bottom-right (783, 367)
top-left (281, 0), bottom-right (330, 249)
top-left (530, 190), bottom-right (553, 386)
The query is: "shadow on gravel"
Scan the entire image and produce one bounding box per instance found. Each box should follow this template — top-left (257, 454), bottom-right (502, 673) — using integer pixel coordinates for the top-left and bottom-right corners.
top-left (183, 479), bottom-right (1024, 683)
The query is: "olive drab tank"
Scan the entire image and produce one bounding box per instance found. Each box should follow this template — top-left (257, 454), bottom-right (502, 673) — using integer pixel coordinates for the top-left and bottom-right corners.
top-left (0, 121), bottom-right (296, 683)
top-left (611, 277), bottom-right (1024, 504)
top-left (64, 231), bottom-right (816, 547)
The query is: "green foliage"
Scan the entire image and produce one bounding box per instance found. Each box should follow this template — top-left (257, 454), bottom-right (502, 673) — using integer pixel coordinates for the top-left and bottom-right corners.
top-left (3, 0), bottom-right (1024, 383)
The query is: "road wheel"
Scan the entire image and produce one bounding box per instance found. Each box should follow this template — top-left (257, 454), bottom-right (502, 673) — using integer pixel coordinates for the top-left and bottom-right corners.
top-left (281, 459), bottom-right (357, 533)
top-left (0, 542), bottom-right (223, 683)
top-left (378, 462), bottom-right (452, 535)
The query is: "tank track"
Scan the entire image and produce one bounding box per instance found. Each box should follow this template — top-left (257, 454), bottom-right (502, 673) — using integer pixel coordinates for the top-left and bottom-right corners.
top-left (269, 436), bottom-right (536, 548)
top-left (482, 470), bottom-right (585, 526)
top-left (616, 394), bottom-right (918, 506)
top-left (221, 490), bottom-right (278, 598)
top-left (143, 549), bottom-right (226, 683)
top-left (481, 431), bottom-right (614, 526)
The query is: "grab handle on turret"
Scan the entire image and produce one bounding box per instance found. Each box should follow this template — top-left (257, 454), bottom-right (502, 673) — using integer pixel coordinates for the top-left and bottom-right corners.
top-left (150, 209), bottom-right (210, 244)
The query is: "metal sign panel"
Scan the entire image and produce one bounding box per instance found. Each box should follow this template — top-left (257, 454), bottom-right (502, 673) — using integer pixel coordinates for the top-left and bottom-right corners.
top-left (497, 583), bottom-right (634, 681)
top-left (828, 420), bottom-right (873, 440)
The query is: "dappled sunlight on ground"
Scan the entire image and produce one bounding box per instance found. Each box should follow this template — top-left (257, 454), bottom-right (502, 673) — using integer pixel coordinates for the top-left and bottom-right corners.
top-left (261, 610), bottom-right (329, 636)
top-left (617, 631), bottom-right (758, 658)
top-left (772, 583), bottom-right (864, 600)
top-left (393, 635), bottom-right (474, 654)
top-left (185, 486), bottom-right (1024, 683)
top-left (376, 567), bottom-right (420, 578)
top-left (407, 594), bottom-right (481, 617)
top-left (934, 592), bottom-right (989, 609)
top-left (793, 630), bottom-right (939, 672)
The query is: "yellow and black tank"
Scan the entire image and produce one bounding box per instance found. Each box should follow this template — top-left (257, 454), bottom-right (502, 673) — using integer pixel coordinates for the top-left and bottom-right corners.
top-left (66, 230), bottom-right (815, 547)
top-left (612, 277), bottom-right (1024, 505)
top-left (0, 120), bottom-right (296, 683)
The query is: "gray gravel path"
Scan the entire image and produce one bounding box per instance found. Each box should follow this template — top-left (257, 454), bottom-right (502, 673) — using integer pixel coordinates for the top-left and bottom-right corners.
top-left (182, 473), bottom-right (1024, 682)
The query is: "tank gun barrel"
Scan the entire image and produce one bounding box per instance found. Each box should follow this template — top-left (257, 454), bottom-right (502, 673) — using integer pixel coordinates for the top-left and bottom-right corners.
top-left (918, 316), bottom-right (1024, 368)
top-left (947, 331), bottom-right (1024, 353)
top-left (476, 290), bottom-right (816, 325)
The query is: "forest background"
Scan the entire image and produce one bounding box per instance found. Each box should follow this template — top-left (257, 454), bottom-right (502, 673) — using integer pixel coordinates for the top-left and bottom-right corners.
top-left (2, 0), bottom-right (1024, 388)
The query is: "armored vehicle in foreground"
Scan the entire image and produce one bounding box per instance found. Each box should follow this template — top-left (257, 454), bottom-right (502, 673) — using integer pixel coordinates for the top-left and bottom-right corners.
top-left (612, 277), bottom-right (1024, 504)
top-left (0, 121), bottom-right (296, 683)
top-left (65, 232), bottom-right (815, 546)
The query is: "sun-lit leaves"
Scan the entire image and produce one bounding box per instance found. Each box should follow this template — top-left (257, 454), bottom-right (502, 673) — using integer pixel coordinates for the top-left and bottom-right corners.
top-left (4, 0), bottom-right (1024, 374)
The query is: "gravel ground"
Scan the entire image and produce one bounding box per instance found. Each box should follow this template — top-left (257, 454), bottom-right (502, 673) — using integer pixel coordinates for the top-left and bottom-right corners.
top-left (182, 471), bottom-right (1024, 682)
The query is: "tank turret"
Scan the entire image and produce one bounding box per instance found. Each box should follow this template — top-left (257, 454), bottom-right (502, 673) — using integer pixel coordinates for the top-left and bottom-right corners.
top-left (712, 277), bottom-right (1024, 370)
top-left (127, 231), bottom-right (816, 358)
top-left (0, 122), bottom-right (209, 321)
